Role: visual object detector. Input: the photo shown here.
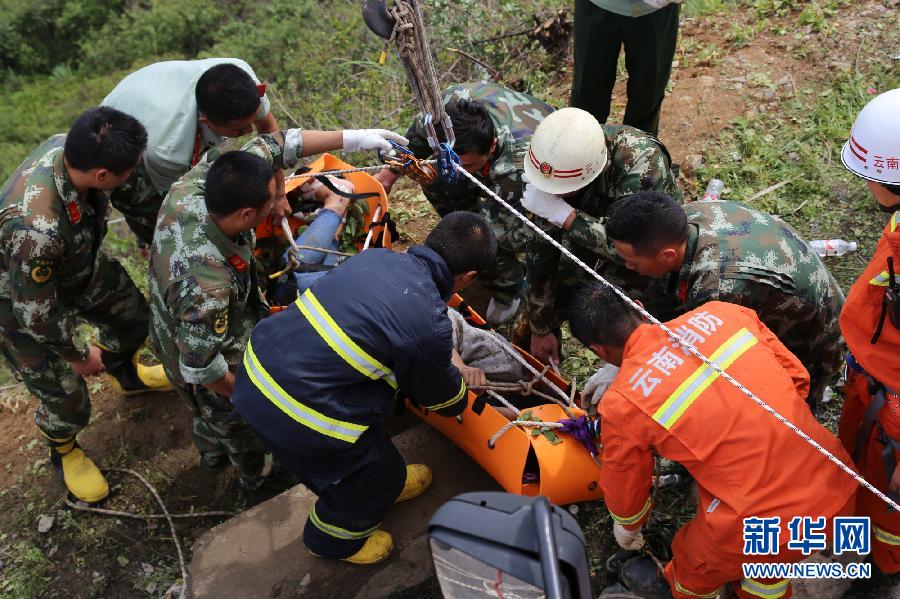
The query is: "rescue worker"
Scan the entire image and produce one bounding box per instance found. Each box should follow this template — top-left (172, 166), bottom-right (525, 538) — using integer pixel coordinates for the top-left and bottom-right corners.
top-left (571, 0), bottom-right (681, 136)
top-left (835, 88), bottom-right (900, 597)
top-left (519, 106), bottom-right (682, 365)
top-left (570, 282), bottom-right (857, 599)
top-left (0, 107), bottom-right (172, 504)
top-left (375, 82), bottom-right (555, 325)
top-left (231, 212), bottom-right (498, 565)
top-left (601, 190), bottom-right (844, 410)
top-left (102, 58), bottom-right (284, 245)
top-left (149, 126), bottom-right (407, 488)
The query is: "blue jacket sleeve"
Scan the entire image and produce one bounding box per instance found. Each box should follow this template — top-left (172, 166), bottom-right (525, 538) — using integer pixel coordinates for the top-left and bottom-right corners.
top-left (393, 317), bottom-right (468, 417)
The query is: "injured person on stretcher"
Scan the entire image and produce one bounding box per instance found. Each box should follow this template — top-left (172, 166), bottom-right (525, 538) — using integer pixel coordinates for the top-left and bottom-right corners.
top-left (263, 180), bottom-right (544, 417)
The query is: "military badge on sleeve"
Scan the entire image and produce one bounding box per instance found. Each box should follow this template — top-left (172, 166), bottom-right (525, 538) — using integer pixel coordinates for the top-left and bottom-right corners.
top-left (213, 310), bottom-right (228, 335)
top-left (30, 259), bottom-right (53, 284)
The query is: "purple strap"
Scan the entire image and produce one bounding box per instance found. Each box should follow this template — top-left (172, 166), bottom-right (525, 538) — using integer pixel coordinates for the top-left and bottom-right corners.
top-left (556, 416), bottom-right (599, 457)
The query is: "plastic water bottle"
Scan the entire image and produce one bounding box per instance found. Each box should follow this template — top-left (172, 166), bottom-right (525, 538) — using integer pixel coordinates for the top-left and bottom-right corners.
top-left (809, 239), bottom-right (858, 257)
top-left (702, 179), bottom-right (724, 201)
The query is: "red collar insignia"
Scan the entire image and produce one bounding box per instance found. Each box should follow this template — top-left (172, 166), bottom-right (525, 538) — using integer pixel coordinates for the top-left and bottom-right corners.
top-left (228, 255), bottom-right (247, 272)
top-left (66, 202), bottom-right (81, 225)
top-left (678, 279), bottom-right (688, 302)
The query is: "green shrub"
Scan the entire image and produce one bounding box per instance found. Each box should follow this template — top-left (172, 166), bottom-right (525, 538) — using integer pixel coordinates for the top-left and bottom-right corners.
top-left (78, 0), bottom-right (248, 73)
top-left (0, 0), bottom-right (122, 74)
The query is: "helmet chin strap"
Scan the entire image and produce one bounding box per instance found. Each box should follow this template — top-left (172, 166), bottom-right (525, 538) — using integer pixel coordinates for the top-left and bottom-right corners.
top-left (878, 200), bottom-right (900, 214)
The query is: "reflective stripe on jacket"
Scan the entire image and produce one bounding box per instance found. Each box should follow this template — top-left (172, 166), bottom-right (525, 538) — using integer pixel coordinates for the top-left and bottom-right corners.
top-left (234, 246), bottom-right (467, 456)
top-left (599, 302), bottom-right (856, 538)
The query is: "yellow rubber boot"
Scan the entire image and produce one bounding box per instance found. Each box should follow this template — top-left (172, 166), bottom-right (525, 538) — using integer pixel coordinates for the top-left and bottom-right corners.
top-left (343, 530), bottom-right (393, 565)
top-left (105, 351), bottom-right (173, 396)
top-left (395, 464), bottom-right (432, 503)
top-left (135, 361), bottom-right (173, 391)
top-left (47, 437), bottom-right (109, 504)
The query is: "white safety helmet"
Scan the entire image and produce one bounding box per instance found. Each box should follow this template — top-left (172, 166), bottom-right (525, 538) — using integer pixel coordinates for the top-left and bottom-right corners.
top-left (524, 107), bottom-right (608, 195)
top-left (841, 88), bottom-right (900, 185)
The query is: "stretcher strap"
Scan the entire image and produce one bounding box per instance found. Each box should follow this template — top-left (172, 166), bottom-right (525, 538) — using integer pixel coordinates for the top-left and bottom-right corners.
top-left (452, 162), bottom-right (900, 513)
top-left (854, 379), bottom-right (887, 461)
top-left (876, 424), bottom-right (900, 510)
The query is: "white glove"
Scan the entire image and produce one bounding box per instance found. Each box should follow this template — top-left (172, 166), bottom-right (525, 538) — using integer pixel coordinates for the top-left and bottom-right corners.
top-left (342, 129), bottom-right (409, 153)
top-left (613, 522), bottom-right (646, 550)
top-left (521, 183), bottom-right (575, 228)
top-left (643, 0), bottom-right (680, 8)
top-left (485, 297), bottom-right (521, 327)
top-left (298, 175), bottom-right (355, 200)
top-left (581, 364), bottom-right (620, 417)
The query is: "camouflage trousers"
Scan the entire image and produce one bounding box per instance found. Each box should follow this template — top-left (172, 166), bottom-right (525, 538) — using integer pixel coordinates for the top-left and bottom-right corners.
top-left (0, 253), bottom-right (148, 438)
top-left (173, 382), bottom-right (266, 482)
top-left (744, 290), bottom-right (844, 410)
top-left (109, 161), bottom-right (164, 246)
top-left (425, 188), bottom-right (532, 305)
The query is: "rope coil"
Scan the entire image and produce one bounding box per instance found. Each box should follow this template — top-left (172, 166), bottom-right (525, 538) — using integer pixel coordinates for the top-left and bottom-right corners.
top-left (386, 0), bottom-right (454, 146)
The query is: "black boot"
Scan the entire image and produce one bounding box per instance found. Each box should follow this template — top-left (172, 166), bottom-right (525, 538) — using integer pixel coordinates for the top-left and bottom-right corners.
top-left (620, 557), bottom-right (673, 599)
top-left (606, 549), bottom-right (642, 574)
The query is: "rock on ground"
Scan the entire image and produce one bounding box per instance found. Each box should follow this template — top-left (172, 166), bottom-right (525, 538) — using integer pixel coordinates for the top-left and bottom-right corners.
top-left (189, 423), bottom-right (500, 598)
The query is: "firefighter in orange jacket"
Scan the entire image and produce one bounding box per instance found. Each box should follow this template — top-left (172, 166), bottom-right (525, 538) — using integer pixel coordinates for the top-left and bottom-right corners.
top-left (835, 88), bottom-right (900, 596)
top-left (570, 284), bottom-right (857, 599)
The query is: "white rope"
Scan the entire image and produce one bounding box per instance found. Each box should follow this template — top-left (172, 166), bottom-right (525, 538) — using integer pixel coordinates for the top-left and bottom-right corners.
top-left (362, 205), bottom-right (383, 251)
top-left (453, 163), bottom-right (900, 512)
top-left (485, 389), bottom-right (520, 416)
top-left (486, 329), bottom-right (573, 411)
top-left (284, 164), bottom-right (393, 181)
top-left (488, 418), bottom-right (564, 449)
top-left (283, 160), bottom-right (437, 182)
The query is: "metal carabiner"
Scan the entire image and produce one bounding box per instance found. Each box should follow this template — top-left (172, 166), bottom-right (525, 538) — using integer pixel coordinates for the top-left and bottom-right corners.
top-left (424, 114), bottom-right (460, 183)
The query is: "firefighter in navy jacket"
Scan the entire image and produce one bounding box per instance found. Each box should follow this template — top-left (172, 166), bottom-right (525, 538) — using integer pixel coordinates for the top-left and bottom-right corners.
top-left (232, 212), bottom-right (497, 564)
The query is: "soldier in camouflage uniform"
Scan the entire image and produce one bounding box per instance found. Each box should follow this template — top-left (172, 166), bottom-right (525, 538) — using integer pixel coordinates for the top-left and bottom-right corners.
top-left (0, 107), bottom-right (171, 504)
top-left (607, 192), bottom-right (845, 409)
top-left (103, 58), bottom-right (282, 245)
top-left (375, 82), bottom-right (555, 325)
top-left (519, 107), bottom-right (682, 364)
top-left (149, 127), bottom-right (404, 486)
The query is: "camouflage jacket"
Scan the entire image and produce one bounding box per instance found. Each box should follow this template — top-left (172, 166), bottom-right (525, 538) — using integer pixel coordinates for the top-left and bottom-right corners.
top-left (406, 82), bottom-right (555, 213)
top-left (0, 135), bottom-right (110, 361)
top-left (149, 130), bottom-right (303, 388)
top-left (651, 200), bottom-right (844, 361)
top-left (526, 125), bottom-right (681, 334)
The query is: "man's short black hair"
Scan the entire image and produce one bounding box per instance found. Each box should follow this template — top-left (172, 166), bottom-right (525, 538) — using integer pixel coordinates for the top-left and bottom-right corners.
top-left (205, 151), bottom-right (273, 216)
top-left (441, 99), bottom-right (495, 156)
top-left (607, 191), bottom-right (689, 256)
top-left (196, 63), bottom-right (261, 125)
top-left (569, 282), bottom-right (643, 348)
top-left (64, 106), bottom-right (147, 175)
top-left (425, 211), bottom-right (497, 275)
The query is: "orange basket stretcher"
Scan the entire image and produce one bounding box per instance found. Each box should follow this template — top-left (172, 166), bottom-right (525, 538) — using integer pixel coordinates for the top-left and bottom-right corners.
top-left (255, 153), bottom-right (393, 254)
top-left (407, 296), bottom-right (604, 506)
